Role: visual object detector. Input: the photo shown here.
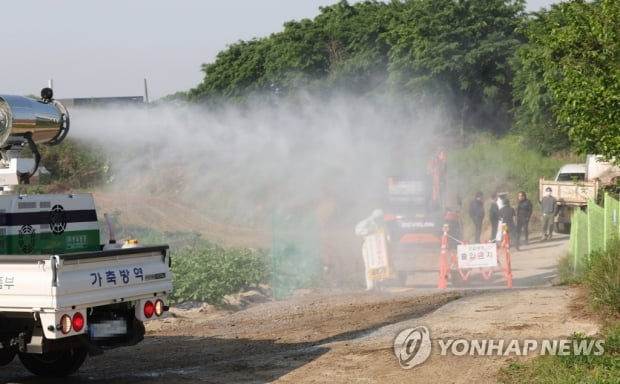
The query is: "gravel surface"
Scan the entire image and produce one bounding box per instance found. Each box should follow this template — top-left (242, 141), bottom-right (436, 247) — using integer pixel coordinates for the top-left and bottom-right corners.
top-left (1, 233), bottom-right (599, 383)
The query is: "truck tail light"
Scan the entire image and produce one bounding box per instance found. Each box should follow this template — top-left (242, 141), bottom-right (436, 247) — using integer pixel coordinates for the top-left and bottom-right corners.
top-left (154, 299), bottom-right (164, 317)
top-left (60, 314), bottom-right (72, 334)
top-left (143, 300), bottom-right (155, 318)
top-left (72, 312), bottom-right (85, 332)
top-left (59, 312), bottom-right (86, 334)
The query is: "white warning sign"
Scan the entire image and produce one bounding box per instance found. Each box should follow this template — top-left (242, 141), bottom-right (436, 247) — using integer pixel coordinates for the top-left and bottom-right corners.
top-left (456, 243), bottom-right (497, 269)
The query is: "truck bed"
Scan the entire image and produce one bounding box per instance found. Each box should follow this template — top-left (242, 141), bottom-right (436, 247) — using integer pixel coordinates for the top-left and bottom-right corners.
top-left (539, 178), bottom-right (598, 205)
top-left (0, 245), bottom-right (173, 312)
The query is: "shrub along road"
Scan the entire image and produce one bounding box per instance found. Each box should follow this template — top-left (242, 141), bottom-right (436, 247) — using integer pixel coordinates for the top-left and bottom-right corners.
top-left (1, 233), bottom-right (599, 383)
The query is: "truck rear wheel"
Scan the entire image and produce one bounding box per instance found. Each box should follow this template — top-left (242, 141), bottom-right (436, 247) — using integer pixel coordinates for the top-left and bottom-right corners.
top-left (555, 222), bottom-right (571, 234)
top-left (18, 347), bottom-right (87, 377)
top-left (0, 349), bottom-right (16, 366)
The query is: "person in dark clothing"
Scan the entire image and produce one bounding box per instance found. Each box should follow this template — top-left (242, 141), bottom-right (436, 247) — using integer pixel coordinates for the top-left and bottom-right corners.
top-left (498, 197), bottom-right (517, 249)
top-left (469, 191), bottom-right (484, 243)
top-left (516, 191), bottom-right (533, 248)
top-left (489, 193), bottom-right (500, 241)
top-left (540, 187), bottom-right (558, 240)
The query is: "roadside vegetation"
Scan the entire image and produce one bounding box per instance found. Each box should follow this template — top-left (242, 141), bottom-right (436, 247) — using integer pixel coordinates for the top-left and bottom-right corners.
top-left (97, 213), bottom-right (270, 305)
top-left (499, 240), bottom-right (620, 383)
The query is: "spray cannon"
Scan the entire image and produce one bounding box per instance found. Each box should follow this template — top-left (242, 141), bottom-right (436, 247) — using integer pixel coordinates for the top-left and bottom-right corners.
top-left (0, 88), bottom-right (69, 187)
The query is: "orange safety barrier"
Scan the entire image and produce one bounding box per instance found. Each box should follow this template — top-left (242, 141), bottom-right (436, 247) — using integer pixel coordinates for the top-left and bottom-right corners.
top-left (438, 224), bottom-right (513, 288)
top-left (437, 224), bottom-right (449, 289)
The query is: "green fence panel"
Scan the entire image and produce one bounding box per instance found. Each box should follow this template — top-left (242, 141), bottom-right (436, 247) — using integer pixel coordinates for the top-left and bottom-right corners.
top-left (587, 199), bottom-right (605, 256)
top-left (570, 209), bottom-right (589, 271)
top-left (271, 213), bottom-right (322, 299)
top-left (604, 194), bottom-right (620, 243)
top-left (570, 194), bottom-right (620, 273)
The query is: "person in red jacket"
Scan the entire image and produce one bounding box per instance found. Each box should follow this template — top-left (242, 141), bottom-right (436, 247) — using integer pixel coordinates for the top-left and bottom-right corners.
top-left (427, 146), bottom-right (447, 208)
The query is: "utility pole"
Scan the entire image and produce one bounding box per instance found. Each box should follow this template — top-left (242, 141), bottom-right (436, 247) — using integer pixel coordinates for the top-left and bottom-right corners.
top-left (143, 78), bottom-right (150, 104)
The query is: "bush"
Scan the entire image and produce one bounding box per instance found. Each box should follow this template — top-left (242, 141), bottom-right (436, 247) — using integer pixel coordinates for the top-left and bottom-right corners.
top-left (555, 254), bottom-right (584, 286)
top-left (583, 238), bottom-right (620, 316)
top-left (170, 244), bottom-right (269, 305)
top-left (37, 138), bottom-right (109, 189)
top-left (98, 215), bottom-right (270, 306)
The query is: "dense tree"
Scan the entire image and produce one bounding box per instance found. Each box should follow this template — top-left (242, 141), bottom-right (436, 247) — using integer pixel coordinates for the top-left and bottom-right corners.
top-left (189, 0), bottom-right (526, 138)
top-left (310, 0), bottom-right (393, 94)
top-left (186, 0), bottom-right (620, 157)
top-left (517, 0), bottom-right (620, 158)
top-left (189, 0), bottom-right (394, 102)
top-left (189, 38), bottom-right (271, 103)
top-left (511, 12), bottom-right (571, 155)
top-left (385, 0), bottom-right (526, 135)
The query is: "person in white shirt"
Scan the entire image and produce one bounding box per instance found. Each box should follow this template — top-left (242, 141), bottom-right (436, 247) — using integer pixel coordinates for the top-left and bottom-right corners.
top-left (355, 209), bottom-right (384, 290)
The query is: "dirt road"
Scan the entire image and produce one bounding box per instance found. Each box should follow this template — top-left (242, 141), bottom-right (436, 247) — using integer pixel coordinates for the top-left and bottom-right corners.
top-left (1, 233), bottom-right (599, 383)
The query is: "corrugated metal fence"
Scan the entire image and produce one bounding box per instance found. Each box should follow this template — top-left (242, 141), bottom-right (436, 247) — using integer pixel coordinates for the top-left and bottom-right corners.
top-left (569, 194), bottom-right (620, 271)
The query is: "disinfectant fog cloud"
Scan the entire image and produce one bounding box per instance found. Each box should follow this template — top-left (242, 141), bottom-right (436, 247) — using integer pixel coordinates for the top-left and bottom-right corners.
top-left (68, 93), bottom-right (445, 250)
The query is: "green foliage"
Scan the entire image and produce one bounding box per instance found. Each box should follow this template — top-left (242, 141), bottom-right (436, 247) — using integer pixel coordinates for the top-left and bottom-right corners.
top-left (583, 238), bottom-right (620, 316)
top-left (189, 0), bottom-right (395, 102)
top-left (385, 0), bottom-right (526, 134)
top-left (185, 0), bottom-right (620, 161)
top-left (511, 15), bottom-right (571, 155)
top-left (449, 134), bottom-right (565, 202)
top-left (190, 38), bottom-right (272, 103)
top-left (555, 254), bottom-right (584, 285)
top-left (500, 237), bottom-right (620, 383)
top-left (499, 329), bottom-right (620, 383)
top-left (159, 91), bottom-right (189, 102)
top-left (34, 138), bottom-right (108, 189)
top-left (170, 244), bottom-right (269, 305)
top-left (517, 0), bottom-right (620, 158)
top-left (97, 214), bottom-right (270, 306)
top-left (188, 0), bottom-right (526, 138)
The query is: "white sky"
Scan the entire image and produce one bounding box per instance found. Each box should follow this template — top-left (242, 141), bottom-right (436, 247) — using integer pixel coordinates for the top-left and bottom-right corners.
top-left (2, 0), bottom-right (556, 101)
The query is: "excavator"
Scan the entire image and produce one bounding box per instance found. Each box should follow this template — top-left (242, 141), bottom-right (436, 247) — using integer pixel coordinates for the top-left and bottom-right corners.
top-left (383, 147), bottom-right (462, 286)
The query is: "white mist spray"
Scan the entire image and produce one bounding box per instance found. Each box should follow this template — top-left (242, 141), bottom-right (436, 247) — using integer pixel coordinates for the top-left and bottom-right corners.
top-left (67, 92), bottom-right (445, 286)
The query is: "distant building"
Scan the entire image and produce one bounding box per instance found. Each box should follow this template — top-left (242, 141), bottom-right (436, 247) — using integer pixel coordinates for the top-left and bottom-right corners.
top-left (59, 96), bottom-right (145, 108)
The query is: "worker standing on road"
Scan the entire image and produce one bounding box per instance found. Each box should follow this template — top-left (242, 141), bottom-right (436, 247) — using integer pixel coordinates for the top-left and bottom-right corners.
top-left (516, 191), bottom-right (533, 247)
top-left (427, 146), bottom-right (447, 210)
top-left (540, 187), bottom-right (558, 241)
top-left (469, 191), bottom-right (484, 243)
top-left (355, 209), bottom-right (385, 291)
top-left (499, 197), bottom-right (517, 249)
top-left (489, 193), bottom-right (500, 241)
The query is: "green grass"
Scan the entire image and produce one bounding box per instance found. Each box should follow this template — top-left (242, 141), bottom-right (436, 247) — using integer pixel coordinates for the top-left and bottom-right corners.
top-left (583, 238), bottom-right (620, 317)
top-left (499, 239), bottom-right (620, 383)
top-left (499, 328), bottom-right (620, 383)
top-left (450, 134), bottom-right (576, 204)
top-left (554, 254), bottom-right (585, 286)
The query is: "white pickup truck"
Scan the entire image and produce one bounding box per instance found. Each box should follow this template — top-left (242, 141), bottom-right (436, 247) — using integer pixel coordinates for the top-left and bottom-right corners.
top-left (538, 155), bottom-right (620, 233)
top-left (0, 90), bottom-right (173, 377)
top-left (539, 174), bottom-right (598, 234)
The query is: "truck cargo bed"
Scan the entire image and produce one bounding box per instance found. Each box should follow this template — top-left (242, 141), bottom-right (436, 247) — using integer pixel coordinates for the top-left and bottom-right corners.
top-left (0, 245), bottom-right (173, 312)
top-left (539, 178), bottom-right (598, 205)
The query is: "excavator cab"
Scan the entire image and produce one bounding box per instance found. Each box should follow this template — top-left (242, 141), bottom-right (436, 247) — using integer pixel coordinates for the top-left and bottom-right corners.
top-left (382, 147), bottom-right (461, 286)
